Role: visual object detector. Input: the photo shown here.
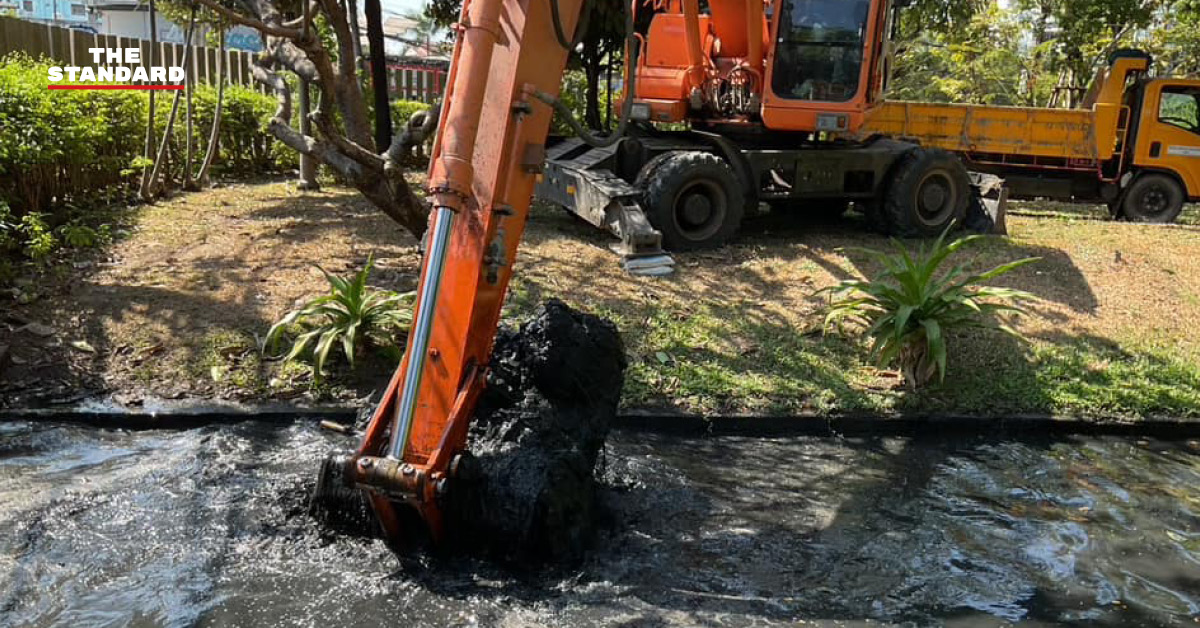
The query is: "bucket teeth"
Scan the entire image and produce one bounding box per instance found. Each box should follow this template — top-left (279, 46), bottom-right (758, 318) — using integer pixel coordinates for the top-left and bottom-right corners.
top-left (308, 454), bottom-right (376, 538)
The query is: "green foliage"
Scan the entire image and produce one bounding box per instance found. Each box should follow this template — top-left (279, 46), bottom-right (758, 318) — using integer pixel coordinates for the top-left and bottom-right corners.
top-left (0, 53), bottom-right (145, 217)
top-left (551, 70), bottom-right (616, 134)
top-left (17, 212), bottom-right (56, 259)
top-left (56, 223), bottom-right (100, 248)
top-left (390, 99), bottom-right (431, 129)
top-left (0, 53), bottom-right (288, 274)
top-left (265, 256), bottom-right (415, 381)
top-left (822, 228), bottom-right (1039, 389)
top-left (892, 0), bottom-right (1189, 108)
top-left (158, 83), bottom-right (292, 173)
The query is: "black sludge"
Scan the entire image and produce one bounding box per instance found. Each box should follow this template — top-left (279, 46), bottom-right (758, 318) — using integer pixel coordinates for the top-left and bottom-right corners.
top-left (444, 298), bottom-right (626, 562)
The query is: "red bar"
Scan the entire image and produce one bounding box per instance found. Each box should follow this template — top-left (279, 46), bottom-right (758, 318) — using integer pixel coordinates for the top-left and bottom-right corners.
top-left (47, 84), bottom-right (185, 90)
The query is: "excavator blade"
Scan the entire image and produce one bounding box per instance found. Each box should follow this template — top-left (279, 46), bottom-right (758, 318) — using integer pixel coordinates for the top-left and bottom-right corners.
top-left (967, 173), bottom-right (1010, 235)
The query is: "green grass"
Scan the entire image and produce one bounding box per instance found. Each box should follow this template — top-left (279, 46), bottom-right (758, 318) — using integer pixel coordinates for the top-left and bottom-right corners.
top-left (507, 207), bottom-right (1200, 420)
top-left (897, 333), bottom-right (1200, 418)
top-left (565, 301), bottom-right (1200, 418)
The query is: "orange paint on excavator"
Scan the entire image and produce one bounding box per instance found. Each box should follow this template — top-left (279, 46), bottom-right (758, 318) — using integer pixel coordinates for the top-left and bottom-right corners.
top-left (337, 0), bottom-right (589, 546)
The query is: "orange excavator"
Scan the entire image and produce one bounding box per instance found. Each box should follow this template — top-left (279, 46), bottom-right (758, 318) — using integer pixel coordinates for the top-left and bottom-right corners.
top-left (314, 0), bottom-right (976, 549)
top-left (314, 0), bottom-right (1199, 547)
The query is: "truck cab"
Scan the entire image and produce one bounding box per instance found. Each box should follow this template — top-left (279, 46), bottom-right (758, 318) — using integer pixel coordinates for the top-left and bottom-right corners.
top-left (1129, 80), bottom-right (1200, 203)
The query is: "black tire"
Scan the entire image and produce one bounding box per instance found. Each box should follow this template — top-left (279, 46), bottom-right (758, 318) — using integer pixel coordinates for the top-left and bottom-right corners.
top-left (638, 151), bottom-right (744, 250)
top-left (882, 148), bottom-right (972, 237)
top-left (857, 200), bottom-right (889, 234)
top-left (1120, 173), bottom-right (1185, 223)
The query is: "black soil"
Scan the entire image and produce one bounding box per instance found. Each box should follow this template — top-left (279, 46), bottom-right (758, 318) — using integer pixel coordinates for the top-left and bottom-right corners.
top-left (445, 299), bottom-right (626, 562)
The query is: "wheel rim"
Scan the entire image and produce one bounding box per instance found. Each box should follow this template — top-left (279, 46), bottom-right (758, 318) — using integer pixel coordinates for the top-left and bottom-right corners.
top-left (1137, 185), bottom-right (1170, 217)
top-left (913, 170), bottom-right (959, 227)
top-left (673, 179), bottom-right (728, 242)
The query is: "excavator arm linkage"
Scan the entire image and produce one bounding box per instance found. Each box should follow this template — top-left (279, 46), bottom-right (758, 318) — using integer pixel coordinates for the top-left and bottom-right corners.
top-left (329, 0), bottom-right (587, 546)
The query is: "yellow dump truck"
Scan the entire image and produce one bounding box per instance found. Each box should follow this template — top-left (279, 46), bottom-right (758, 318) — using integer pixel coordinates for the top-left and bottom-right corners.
top-left (858, 50), bottom-right (1200, 222)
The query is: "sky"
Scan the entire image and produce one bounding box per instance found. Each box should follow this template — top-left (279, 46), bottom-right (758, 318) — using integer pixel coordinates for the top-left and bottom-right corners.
top-left (380, 0), bottom-right (429, 17)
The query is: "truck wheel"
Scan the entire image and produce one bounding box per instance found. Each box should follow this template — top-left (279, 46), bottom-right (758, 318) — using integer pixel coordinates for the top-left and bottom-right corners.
top-left (883, 148), bottom-right (971, 237)
top-left (638, 152), bottom-right (744, 250)
top-left (1121, 174), bottom-right (1185, 223)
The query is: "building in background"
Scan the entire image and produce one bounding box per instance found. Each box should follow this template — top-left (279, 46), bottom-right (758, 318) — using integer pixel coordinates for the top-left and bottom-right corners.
top-left (8, 0), bottom-right (96, 29)
top-left (84, 0), bottom-right (262, 51)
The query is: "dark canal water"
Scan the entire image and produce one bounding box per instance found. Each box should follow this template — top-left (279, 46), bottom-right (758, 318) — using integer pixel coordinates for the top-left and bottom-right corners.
top-left (1, 420), bottom-right (1198, 627)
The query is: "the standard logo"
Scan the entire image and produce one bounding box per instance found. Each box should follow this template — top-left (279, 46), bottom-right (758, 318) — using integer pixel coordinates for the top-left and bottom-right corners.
top-left (47, 48), bottom-right (184, 90)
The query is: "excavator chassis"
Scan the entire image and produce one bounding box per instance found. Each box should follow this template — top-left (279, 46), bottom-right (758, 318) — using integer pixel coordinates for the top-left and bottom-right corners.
top-left (537, 133), bottom-right (1011, 255)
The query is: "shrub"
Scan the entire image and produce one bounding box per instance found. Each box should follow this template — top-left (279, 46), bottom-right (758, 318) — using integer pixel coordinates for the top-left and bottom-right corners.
top-left (265, 256), bottom-right (415, 381)
top-left (0, 53), bottom-right (288, 275)
top-left (550, 70), bottom-right (615, 135)
top-left (822, 228), bottom-right (1039, 389)
top-left (0, 53), bottom-right (145, 218)
top-left (158, 83), bottom-right (293, 174)
top-left (390, 99), bottom-right (431, 129)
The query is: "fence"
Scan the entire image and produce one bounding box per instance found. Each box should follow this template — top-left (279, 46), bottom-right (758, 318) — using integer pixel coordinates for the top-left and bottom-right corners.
top-left (389, 63), bottom-right (446, 104)
top-left (0, 16), bottom-right (259, 89)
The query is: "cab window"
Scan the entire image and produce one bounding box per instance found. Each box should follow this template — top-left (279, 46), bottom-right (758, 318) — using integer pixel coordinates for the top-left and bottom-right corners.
top-left (1159, 87), bottom-right (1200, 135)
top-left (771, 0), bottom-right (871, 102)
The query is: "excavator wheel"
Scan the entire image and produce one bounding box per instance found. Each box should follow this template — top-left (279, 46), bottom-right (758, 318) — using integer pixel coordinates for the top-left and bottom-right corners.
top-left (1120, 173), bottom-right (1185, 223)
top-left (638, 151), bottom-right (745, 250)
top-left (882, 148), bottom-right (971, 237)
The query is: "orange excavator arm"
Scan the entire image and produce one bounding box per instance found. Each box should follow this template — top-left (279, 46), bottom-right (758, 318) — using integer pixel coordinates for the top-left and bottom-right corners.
top-left (329, 0), bottom-right (589, 546)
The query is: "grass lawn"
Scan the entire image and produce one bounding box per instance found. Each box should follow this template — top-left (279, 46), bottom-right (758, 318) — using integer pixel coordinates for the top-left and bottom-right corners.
top-left (511, 197), bottom-right (1200, 418)
top-left (4, 176), bottom-right (1200, 420)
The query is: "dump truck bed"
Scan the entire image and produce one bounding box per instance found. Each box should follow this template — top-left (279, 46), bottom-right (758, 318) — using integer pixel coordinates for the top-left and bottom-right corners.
top-left (858, 100), bottom-right (1124, 163)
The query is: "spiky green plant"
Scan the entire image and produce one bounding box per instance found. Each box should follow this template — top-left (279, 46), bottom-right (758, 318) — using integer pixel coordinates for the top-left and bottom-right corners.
top-left (265, 256), bottom-right (415, 380)
top-left (822, 228), bottom-right (1039, 389)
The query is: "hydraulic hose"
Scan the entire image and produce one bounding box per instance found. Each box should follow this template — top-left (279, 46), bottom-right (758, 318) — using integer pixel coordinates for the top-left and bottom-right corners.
top-left (550, 0), bottom-right (591, 50)
top-left (539, 0), bottom-right (638, 149)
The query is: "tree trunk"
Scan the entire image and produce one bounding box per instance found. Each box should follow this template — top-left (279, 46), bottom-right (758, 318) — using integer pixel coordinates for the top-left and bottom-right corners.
top-left (348, 0), bottom-right (366, 76)
top-left (184, 12), bottom-right (196, 190)
top-left (298, 78), bottom-right (320, 190)
top-left (198, 31), bottom-right (227, 187)
top-left (364, 0), bottom-right (392, 151)
top-left (148, 7), bottom-right (197, 196)
top-left (604, 59), bottom-right (612, 130)
top-left (138, 0), bottom-right (159, 200)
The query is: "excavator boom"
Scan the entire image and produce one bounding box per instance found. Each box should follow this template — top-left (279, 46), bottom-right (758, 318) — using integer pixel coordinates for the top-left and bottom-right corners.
top-left (323, 0), bottom-right (587, 545)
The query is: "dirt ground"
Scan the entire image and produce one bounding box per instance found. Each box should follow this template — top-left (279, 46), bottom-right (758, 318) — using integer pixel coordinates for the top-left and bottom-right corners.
top-left (3, 177), bottom-right (1200, 418)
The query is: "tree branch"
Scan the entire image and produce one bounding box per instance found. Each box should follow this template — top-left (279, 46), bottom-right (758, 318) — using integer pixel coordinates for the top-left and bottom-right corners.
top-left (193, 0), bottom-right (302, 38)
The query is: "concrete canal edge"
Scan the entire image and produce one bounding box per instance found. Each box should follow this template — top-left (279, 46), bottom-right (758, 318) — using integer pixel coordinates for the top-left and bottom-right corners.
top-left (3, 400), bottom-right (1200, 439)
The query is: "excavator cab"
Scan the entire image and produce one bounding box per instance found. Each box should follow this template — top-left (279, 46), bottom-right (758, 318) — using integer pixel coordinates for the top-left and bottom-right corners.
top-left (761, 0), bottom-right (885, 132)
top-left (630, 0), bottom-right (896, 134)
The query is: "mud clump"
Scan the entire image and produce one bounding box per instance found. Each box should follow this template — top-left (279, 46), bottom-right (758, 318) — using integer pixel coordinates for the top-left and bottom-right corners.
top-left (445, 299), bottom-right (626, 563)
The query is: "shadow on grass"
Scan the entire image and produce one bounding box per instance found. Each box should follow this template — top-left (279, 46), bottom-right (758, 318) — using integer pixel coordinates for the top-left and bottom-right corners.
top-left (511, 206), bottom-right (1107, 414)
top-left (918, 329), bottom-right (1200, 418)
top-left (2, 184), bottom-right (420, 404)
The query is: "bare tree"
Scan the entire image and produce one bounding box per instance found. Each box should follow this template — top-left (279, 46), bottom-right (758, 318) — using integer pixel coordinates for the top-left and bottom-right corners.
top-left (191, 0), bottom-right (434, 236)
